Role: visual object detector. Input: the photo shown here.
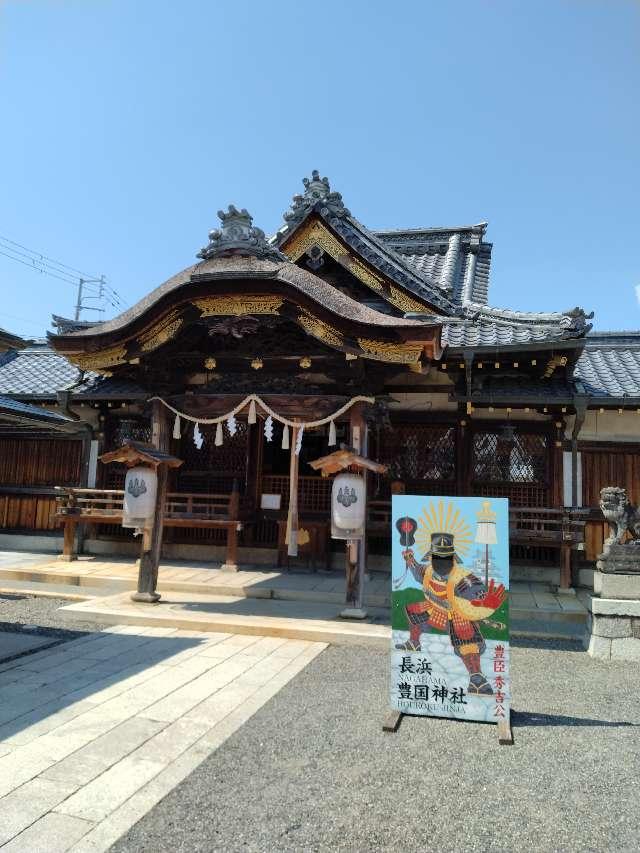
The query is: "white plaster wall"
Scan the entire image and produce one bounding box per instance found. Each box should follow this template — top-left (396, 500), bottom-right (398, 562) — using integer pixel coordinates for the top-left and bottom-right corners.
top-left (577, 410), bottom-right (640, 443)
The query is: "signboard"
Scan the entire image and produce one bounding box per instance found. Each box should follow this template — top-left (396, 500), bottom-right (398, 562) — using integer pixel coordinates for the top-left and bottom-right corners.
top-left (390, 496), bottom-right (510, 724)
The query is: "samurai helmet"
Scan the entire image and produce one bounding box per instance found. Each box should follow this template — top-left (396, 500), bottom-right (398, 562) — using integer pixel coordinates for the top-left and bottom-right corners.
top-left (422, 532), bottom-right (460, 562)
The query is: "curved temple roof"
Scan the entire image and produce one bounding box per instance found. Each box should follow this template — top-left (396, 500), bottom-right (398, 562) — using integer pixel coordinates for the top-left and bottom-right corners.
top-left (47, 177), bottom-right (594, 380)
top-left (48, 207), bottom-right (440, 373)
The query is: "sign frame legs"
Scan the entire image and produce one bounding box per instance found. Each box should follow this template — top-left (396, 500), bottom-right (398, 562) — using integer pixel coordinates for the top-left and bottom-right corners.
top-left (383, 708), bottom-right (514, 745)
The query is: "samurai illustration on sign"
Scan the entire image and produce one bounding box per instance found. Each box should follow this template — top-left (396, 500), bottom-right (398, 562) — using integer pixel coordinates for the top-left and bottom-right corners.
top-left (390, 496), bottom-right (510, 724)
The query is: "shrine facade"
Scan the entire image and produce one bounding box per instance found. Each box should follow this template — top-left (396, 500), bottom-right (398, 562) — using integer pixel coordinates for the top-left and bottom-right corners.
top-left (1, 172), bottom-right (639, 587)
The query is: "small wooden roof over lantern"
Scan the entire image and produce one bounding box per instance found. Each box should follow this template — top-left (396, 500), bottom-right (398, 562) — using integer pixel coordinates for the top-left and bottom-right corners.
top-left (308, 449), bottom-right (387, 478)
top-left (100, 441), bottom-right (183, 470)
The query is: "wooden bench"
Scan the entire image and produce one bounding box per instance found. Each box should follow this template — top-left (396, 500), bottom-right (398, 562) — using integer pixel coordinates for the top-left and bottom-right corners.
top-left (55, 486), bottom-right (242, 568)
top-left (509, 506), bottom-right (589, 590)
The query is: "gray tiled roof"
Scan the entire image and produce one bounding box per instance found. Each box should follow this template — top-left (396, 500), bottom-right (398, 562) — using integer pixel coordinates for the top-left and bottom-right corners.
top-left (374, 226), bottom-right (492, 307)
top-left (466, 377), bottom-right (574, 403)
top-left (0, 342), bottom-right (146, 399)
top-left (0, 394), bottom-right (73, 424)
top-left (575, 332), bottom-right (640, 399)
top-left (441, 319), bottom-right (569, 349)
top-left (0, 342), bottom-right (84, 396)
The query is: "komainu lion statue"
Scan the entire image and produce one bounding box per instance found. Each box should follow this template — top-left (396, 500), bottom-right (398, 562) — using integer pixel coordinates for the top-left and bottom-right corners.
top-left (599, 487), bottom-right (640, 551)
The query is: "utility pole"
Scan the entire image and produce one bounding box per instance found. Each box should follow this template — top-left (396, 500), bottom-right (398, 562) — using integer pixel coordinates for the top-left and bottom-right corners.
top-left (74, 274), bottom-right (105, 321)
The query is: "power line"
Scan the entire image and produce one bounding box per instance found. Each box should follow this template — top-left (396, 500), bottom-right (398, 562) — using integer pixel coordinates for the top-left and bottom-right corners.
top-left (0, 234), bottom-right (100, 280)
top-left (0, 234), bottom-right (126, 320)
top-left (0, 241), bottom-right (102, 293)
top-left (0, 247), bottom-right (82, 287)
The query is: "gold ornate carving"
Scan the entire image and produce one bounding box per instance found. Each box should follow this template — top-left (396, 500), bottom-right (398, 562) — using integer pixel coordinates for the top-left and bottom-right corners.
top-left (347, 258), bottom-right (384, 292)
top-left (137, 311), bottom-right (183, 352)
top-left (69, 345), bottom-right (128, 373)
top-left (192, 295), bottom-right (283, 316)
top-left (282, 220), bottom-right (431, 314)
top-left (282, 220), bottom-right (347, 263)
top-left (388, 284), bottom-right (431, 314)
top-left (543, 355), bottom-right (568, 378)
top-left (357, 338), bottom-right (424, 363)
top-left (297, 311), bottom-right (344, 349)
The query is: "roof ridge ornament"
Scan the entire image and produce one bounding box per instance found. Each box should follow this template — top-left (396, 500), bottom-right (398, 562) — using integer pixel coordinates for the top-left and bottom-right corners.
top-left (283, 170), bottom-right (351, 229)
top-left (198, 205), bottom-right (286, 262)
top-left (559, 307), bottom-right (594, 338)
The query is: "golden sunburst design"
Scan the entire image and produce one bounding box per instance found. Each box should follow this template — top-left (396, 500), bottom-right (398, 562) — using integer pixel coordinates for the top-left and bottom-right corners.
top-left (415, 499), bottom-right (473, 559)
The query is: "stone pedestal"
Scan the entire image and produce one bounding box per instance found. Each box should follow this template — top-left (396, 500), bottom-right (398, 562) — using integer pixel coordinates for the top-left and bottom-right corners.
top-left (585, 547), bottom-right (640, 661)
top-left (584, 596), bottom-right (640, 660)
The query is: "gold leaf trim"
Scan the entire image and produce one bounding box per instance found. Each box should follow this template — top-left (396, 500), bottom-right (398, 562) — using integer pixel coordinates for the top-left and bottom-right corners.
top-left (137, 311), bottom-right (184, 352)
top-left (388, 284), bottom-right (431, 314)
top-left (347, 257), bottom-right (384, 292)
top-left (70, 345), bottom-right (128, 373)
top-left (282, 220), bottom-right (430, 314)
top-left (193, 295), bottom-right (283, 316)
top-left (282, 220), bottom-right (346, 262)
top-left (357, 338), bottom-right (423, 363)
top-left (297, 311), bottom-right (344, 349)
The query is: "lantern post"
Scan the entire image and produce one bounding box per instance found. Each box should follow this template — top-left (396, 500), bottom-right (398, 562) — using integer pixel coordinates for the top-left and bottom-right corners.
top-left (309, 447), bottom-right (386, 620)
top-left (100, 441), bottom-right (182, 603)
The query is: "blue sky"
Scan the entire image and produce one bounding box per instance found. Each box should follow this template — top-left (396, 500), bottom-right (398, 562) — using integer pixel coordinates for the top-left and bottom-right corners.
top-left (1, 1), bottom-right (638, 338)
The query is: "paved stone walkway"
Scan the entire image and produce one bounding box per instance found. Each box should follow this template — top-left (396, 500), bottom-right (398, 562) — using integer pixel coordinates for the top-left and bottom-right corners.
top-left (0, 625), bottom-right (326, 852)
top-left (0, 552), bottom-right (590, 609)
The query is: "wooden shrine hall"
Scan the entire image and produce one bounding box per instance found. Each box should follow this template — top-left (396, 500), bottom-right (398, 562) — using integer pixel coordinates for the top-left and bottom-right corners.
top-left (2, 172), bottom-right (638, 591)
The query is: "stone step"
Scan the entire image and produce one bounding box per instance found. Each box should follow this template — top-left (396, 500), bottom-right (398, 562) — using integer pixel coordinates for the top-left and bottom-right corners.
top-left (58, 587), bottom-right (586, 647)
top-left (0, 578), bottom-right (117, 601)
top-left (59, 591), bottom-right (392, 648)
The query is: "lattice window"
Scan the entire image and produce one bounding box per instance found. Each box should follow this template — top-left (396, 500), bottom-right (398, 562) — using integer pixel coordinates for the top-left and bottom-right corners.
top-left (472, 431), bottom-right (548, 484)
top-left (105, 417), bottom-right (151, 449)
top-left (177, 422), bottom-right (248, 494)
top-left (471, 428), bottom-right (550, 507)
top-left (374, 424), bottom-right (457, 494)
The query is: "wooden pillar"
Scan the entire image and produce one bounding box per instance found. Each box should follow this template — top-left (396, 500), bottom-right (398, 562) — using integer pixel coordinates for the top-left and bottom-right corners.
top-left (456, 405), bottom-right (468, 496)
top-left (559, 542), bottom-right (572, 591)
top-left (243, 422), bottom-right (262, 546)
top-left (62, 517), bottom-right (78, 561)
top-left (132, 400), bottom-right (169, 603)
top-left (59, 489), bottom-right (79, 561)
top-left (286, 427), bottom-right (300, 558)
top-left (343, 405), bottom-right (367, 617)
top-left (222, 479), bottom-right (240, 572)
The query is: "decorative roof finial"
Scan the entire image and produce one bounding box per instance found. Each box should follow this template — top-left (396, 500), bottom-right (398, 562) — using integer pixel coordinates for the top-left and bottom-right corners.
top-left (198, 205), bottom-right (286, 262)
top-left (559, 307), bottom-right (595, 338)
top-left (282, 170), bottom-right (350, 230)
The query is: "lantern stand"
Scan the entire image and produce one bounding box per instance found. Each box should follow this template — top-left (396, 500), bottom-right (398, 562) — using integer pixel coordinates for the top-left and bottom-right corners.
top-left (309, 448), bottom-right (387, 620)
top-left (100, 441), bottom-right (183, 603)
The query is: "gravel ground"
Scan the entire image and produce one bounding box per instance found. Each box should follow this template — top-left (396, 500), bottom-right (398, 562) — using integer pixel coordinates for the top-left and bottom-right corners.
top-left (0, 593), bottom-right (108, 663)
top-left (112, 638), bottom-right (640, 853)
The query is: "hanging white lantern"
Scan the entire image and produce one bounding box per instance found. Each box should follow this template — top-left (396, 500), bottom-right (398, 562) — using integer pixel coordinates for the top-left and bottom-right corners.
top-left (123, 466), bottom-right (158, 529)
top-left (331, 472), bottom-right (366, 539)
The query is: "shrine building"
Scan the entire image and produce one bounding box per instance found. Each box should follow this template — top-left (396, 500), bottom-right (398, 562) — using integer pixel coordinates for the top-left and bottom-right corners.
top-left (1, 171), bottom-right (639, 589)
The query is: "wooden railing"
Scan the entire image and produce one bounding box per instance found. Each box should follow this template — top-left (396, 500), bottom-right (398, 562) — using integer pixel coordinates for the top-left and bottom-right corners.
top-left (261, 475), bottom-right (331, 515)
top-left (365, 502), bottom-right (589, 589)
top-left (55, 486), bottom-right (242, 566)
top-left (509, 507), bottom-right (589, 589)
